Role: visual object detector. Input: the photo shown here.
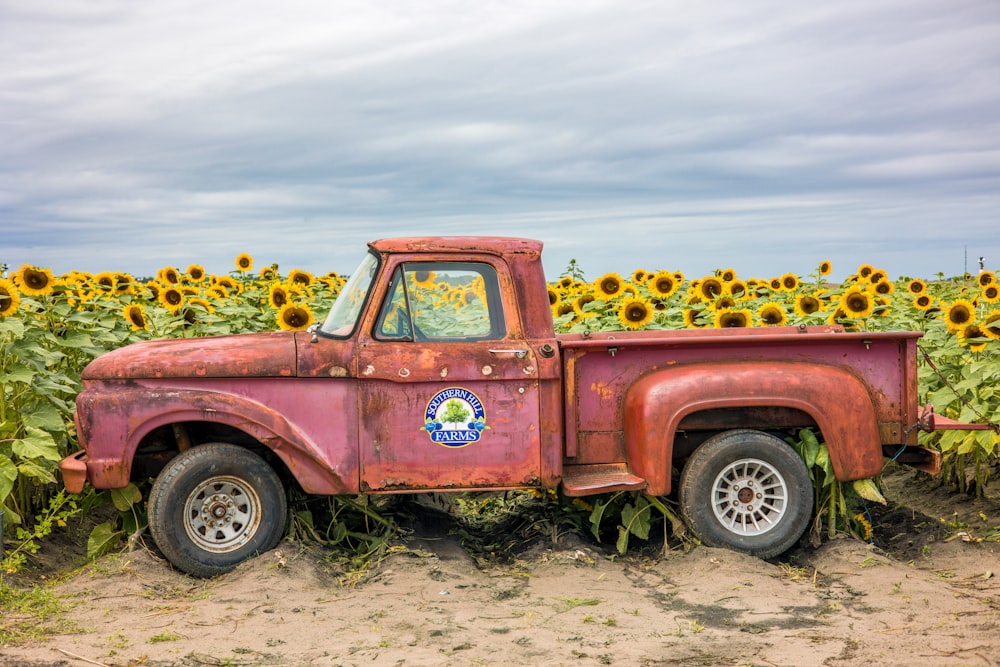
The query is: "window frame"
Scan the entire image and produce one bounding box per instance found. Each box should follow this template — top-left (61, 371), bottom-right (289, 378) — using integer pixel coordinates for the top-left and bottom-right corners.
top-left (373, 260), bottom-right (507, 342)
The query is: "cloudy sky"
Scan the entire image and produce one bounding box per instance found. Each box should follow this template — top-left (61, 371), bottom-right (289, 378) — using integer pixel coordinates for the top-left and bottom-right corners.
top-left (3, 0), bottom-right (999, 282)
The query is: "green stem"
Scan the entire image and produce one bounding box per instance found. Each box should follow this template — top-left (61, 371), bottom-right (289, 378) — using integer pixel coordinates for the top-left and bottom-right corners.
top-left (827, 485), bottom-right (837, 539)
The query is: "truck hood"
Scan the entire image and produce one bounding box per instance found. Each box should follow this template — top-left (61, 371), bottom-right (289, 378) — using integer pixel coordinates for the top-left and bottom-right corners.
top-left (81, 331), bottom-right (298, 380)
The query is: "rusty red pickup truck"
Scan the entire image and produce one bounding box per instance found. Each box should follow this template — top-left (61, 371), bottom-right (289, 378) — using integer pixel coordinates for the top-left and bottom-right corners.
top-left (60, 236), bottom-right (976, 577)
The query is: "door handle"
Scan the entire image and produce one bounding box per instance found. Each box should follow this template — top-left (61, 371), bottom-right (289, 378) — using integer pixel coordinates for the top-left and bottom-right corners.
top-left (488, 348), bottom-right (528, 359)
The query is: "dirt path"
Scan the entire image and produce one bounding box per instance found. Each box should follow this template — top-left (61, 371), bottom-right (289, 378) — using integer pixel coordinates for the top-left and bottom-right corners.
top-left (3, 470), bottom-right (999, 667)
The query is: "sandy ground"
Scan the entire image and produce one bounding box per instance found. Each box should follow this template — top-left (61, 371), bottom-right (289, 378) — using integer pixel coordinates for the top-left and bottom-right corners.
top-left (2, 468), bottom-right (999, 667)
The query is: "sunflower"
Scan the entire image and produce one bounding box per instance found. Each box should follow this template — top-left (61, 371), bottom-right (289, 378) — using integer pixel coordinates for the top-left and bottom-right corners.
top-left (618, 297), bottom-right (654, 330)
top-left (114, 273), bottom-right (135, 295)
top-left (913, 294), bottom-right (933, 310)
top-left (574, 293), bottom-right (596, 314)
top-left (288, 268), bottom-right (314, 287)
top-left (714, 308), bottom-right (752, 328)
top-left (727, 279), bottom-right (748, 299)
top-left (826, 307), bottom-right (850, 327)
top-left (856, 264), bottom-right (875, 279)
top-left (123, 304), bottom-right (148, 331)
top-left (235, 253), bottom-right (254, 272)
top-left (818, 260), bottom-right (832, 276)
top-left (794, 294), bottom-right (823, 316)
top-left (594, 272), bottom-right (626, 300)
top-left (0, 278), bottom-right (21, 317)
top-left (840, 287), bottom-right (874, 319)
top-left (552, 301), bottom-right (575, 319)
top-left (277, 303), bottom-right (315, 331)
top-left (683, 308), bottom-right (706, 328)
top-left (547, 287), bottom-right (559, 305)
top-left (852, 513), bottom-right (872, 541)
top-left (144, 281), bottom-right (161, 300)
top-left (719, 268), bottom-right (737, 283)
top-left (187, 297), bottom-right (215, 313)
top-left (768, 277), bottom-right (782, 291)
top-left (412, 270), bottom-right (437, 288)
top-left (982, 284), bottom-right (1000, 303)
top-left (93, 271), bottom-right (117, 291)
top-left (16, 265), bottom-right (55, 297)
top-left (699, 277), bottom-right (724, 300)
top-left (558, 276), bottom-right (574, 289)
top-left (158, 267), bottom-right (180, 285)
top-left (978, 271), bottom-right (996, 288)
top-left (780, 273), bottom-right (799, 292)
top-left (648, 271), bottom-right (679, 299)
top-left (868, 270), bottom-right (886, 285)
top-left (907, 279), bottom-right (927, 295)
top-left (944, 299), bottom-right (976, 331)
top-left (711, 295), bottom-right (737, 311)
top-left (631, 268), bottom-right (648, 284)
top-left (159, 287), bottom-right (185, 314)
top-left (757, 302), bottom-right (787, 326)
top-left (213, 276), bottom-right (239, 294)
top-left (980, 310), bottom-right (1000, 341)
top-left (958, 324), bottom-right (988, 352)
top-left (872, 279), bottom-right (894, 296)
top-left (269, 284), bottom-right (290, 309)
top-left (186, 264), bottom-right (207, 282)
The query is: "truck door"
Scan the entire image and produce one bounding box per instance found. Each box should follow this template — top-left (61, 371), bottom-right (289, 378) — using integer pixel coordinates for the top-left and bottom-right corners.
top-left (356, 258), bottom-right (542, 491)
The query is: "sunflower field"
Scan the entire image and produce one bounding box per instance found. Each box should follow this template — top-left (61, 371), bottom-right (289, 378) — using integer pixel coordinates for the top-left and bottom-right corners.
top-left (1, 254), bottom-right (999, 568)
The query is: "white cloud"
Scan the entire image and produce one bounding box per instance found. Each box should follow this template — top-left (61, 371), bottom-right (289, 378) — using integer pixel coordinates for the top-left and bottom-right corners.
top-left (2, 0), bottom-right (999, 281)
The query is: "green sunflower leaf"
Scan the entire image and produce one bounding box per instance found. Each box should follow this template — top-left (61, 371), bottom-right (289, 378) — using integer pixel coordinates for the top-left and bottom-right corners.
top-left (87, 522), bottom-right (124, 560)
top-left (852, 478), bottom-right (886, 505)
top-left (0, 455), bottom-right (17, 505)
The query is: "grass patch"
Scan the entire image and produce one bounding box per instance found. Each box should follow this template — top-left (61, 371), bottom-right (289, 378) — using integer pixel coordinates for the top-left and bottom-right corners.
top-left (0, 580), bottom-right (76, 645)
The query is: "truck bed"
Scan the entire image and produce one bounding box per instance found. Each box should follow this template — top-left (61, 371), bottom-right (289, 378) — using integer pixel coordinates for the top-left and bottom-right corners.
top-left (557, 324), bottom-right (922, 493)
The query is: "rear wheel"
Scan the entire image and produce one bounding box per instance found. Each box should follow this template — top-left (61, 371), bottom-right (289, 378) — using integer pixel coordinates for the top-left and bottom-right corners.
top-left (679, 429), bottom-right (812, 558)
top-left (148, 443), bottom-right (287, 577)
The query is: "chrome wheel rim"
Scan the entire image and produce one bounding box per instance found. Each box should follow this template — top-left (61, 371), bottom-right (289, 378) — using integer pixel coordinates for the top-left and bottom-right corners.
top-left (711, 458), bottom-right (788, 536)
top-left (183, 475), bottom-right (262, 553)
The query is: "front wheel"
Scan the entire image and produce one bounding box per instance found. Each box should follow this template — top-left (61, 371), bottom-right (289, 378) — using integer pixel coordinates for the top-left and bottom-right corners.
top-left (679, 429), bottom-right (812, 559)
top-left (148, 443), bottom-right (288, 577)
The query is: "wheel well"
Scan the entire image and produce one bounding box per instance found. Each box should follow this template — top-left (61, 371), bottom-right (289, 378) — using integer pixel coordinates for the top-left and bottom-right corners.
top-left (132, 421), bottom-right (296, 488)
top-left (672, 407), bottom-right (819, 466)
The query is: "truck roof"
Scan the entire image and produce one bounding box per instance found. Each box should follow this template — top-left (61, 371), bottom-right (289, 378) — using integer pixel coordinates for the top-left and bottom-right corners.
top-left (369, 236), bottom-right (543, 257)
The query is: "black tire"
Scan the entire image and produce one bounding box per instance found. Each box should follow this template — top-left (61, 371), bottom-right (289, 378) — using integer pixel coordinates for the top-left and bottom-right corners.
top-left (679, 429), bottom-right (812, 559)
top-left (148, 443), bottom-right (287, 577)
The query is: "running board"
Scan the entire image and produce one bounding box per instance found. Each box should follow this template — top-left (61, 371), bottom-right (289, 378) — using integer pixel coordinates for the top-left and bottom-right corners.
top-left (561, 464), bottom-right (647, 497)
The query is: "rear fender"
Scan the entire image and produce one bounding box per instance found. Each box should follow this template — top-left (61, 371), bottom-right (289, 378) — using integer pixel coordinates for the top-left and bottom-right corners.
top-left (76, 387), bottom-right (354, 494)
top-left (623, 361), bottom-right (883, 495)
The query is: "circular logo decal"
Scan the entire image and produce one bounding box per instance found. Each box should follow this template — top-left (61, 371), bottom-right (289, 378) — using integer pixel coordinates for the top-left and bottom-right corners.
top-left (422, 387), bottom-right (489, 447)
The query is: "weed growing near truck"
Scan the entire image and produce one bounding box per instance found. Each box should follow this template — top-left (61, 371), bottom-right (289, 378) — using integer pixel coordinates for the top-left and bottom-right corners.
top-left (1, 255), bottom-right (998, 574)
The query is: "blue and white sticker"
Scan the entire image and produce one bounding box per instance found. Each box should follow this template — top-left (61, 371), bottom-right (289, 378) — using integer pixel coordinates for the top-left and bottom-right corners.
top-left (422, 387), bottom-right (489, 447)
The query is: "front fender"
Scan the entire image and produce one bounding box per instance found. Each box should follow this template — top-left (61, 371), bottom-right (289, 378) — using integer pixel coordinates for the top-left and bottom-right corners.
top-left (623, 361), bottom-right (883, 495)
top-left (75, 384), bottom-right (355, 494)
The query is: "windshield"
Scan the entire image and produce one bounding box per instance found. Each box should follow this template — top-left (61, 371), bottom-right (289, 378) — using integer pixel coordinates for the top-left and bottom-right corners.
top-left (320, 250), bottom-right (380, 336)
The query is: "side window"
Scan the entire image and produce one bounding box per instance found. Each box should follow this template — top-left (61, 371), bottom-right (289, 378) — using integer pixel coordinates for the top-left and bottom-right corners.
top-left (374, 262), bottom-right (506, 341)
top-left (375, 269), bottom-right (413, 340)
